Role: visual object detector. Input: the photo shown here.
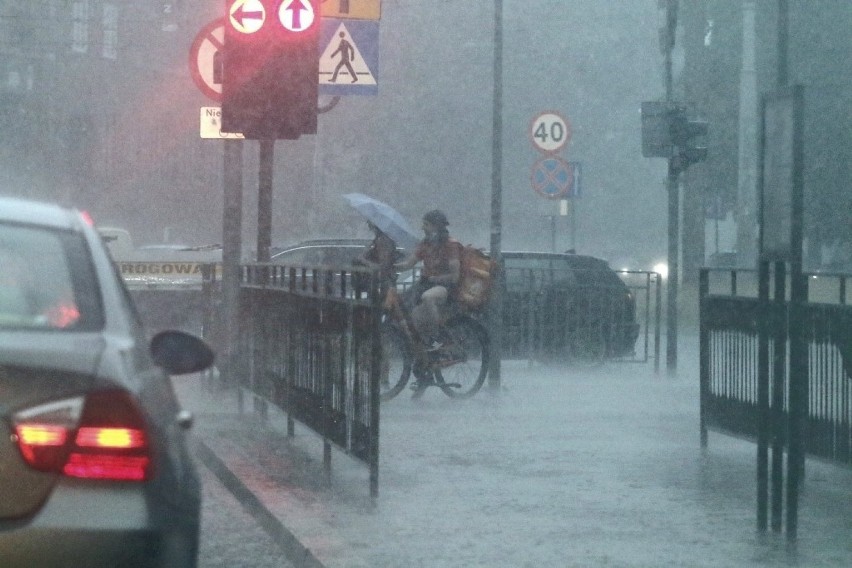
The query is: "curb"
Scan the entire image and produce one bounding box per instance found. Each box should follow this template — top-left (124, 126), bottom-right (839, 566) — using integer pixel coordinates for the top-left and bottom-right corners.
top-left (194, 439), bottom-right (327, 568)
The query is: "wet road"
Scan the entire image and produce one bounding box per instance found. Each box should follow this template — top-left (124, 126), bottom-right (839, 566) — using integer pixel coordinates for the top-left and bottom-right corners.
top-left (198, 463), bottom-right (296, 568)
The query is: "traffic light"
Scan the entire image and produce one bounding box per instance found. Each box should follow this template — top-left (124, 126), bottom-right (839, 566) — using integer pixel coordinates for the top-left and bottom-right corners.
top-left (221, 0), bottom-right (320, 140)
top-left (669, 107), bottom-right (708, 171)
top-left (641, 101), bottom-right (674, 158)
top-left (640, 101), bottom-right (708, 170)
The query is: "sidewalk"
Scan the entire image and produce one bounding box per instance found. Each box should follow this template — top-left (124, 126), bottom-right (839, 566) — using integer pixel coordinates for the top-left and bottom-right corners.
top-left (175, 336), bottom-right (852, 568)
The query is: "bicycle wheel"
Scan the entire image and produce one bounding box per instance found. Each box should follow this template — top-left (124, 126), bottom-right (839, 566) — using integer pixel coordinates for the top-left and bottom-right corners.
top-left (434, 315), bottom-right (489, 399)
top-left (380, 322), bottom-right (412, 401)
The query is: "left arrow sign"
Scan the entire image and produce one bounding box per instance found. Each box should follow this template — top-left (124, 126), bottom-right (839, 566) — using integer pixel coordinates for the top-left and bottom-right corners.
top-left (229, 0), bottom-right (265, 34)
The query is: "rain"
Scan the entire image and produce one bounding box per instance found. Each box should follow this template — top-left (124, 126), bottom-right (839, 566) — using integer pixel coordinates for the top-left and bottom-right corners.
top-left (2, 0), bottom-right (852, 566)
top-left (1, 1), bottom-right (668, 265)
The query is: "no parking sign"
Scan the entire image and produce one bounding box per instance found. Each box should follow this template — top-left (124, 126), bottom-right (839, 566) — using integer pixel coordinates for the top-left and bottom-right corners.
top-left (531, 156), bottom-right (572, 199)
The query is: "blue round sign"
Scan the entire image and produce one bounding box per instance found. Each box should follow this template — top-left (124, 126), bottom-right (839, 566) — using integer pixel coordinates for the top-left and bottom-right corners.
top-left (531, 156), bottom-right (574, 199)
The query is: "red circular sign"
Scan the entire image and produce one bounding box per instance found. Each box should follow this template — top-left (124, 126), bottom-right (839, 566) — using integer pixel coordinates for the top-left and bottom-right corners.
top-left (189, 19), bottom-right (224, 103)
top-left (530, 111), bottom-right (571, 154)
top-left (531, 156), bottom-right (574, 199)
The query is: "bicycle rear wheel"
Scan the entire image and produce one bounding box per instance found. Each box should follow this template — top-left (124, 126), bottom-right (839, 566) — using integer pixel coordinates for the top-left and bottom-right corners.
top-left (434, 315), bottom-right (489, 399)
top-left (380, 322), bottom-right (411, 401)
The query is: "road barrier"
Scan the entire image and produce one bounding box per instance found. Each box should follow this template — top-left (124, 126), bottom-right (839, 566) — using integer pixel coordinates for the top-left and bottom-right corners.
top-left (224, 263), bottom-right (383, 499)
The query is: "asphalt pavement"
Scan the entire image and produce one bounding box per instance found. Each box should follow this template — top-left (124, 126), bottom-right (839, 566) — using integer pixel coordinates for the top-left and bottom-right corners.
top-left (175, 334), bottom-right (852, 568)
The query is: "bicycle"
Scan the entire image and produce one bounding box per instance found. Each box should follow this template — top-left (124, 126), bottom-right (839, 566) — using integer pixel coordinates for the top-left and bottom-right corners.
top-left (378, 280), bottom-right (490, 401)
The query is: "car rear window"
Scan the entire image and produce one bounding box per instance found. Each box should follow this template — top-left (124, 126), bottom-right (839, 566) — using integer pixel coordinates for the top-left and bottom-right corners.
top-left (502, 255), bottom-right (578, 290)
top-left (0, 223), bottom-right (103, 331)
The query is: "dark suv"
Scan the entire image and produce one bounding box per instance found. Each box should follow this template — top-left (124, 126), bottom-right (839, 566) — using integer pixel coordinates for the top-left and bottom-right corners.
top-left (500, 251), bottom-right (639, 362)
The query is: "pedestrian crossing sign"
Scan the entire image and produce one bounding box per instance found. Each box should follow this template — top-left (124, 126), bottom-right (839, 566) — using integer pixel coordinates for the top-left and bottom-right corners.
top-left (319, 19), bottom-right (379, 96)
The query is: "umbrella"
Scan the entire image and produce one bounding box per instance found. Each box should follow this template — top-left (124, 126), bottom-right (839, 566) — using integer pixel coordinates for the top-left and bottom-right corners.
top-left (343, 193), bottom-right (420, 251)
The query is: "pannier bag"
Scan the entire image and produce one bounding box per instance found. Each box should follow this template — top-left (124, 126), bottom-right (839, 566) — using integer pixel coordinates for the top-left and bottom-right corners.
top-left (456, 245), bottom-right (498, 309)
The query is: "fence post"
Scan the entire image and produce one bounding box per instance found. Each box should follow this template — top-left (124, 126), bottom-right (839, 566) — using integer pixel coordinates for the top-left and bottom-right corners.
top-left (757, 261), bottom-right (770, 531)
top-left (771, 261), bottom-right (786, 532)
top-left (699, 269), bottom-right (709, 448)
top-left (654, 272), bottom-right (662, 374)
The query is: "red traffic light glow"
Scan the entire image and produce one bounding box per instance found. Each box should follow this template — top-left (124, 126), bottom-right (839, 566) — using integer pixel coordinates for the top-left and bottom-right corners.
top-left (222, 0), bottom-right (320, 139)
top-left (227, 0), bottom-right (318, 39)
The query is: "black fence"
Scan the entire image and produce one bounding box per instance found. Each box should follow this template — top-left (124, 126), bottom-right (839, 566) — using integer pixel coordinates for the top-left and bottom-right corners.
top-left (220, 264), bottom-right (383, 498)
top-left (699, 268), bottom-right (852, 466)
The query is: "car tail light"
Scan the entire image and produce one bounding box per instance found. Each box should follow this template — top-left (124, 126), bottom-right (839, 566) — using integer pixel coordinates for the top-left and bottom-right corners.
top-left (12, 390), bottom-right (152, 482)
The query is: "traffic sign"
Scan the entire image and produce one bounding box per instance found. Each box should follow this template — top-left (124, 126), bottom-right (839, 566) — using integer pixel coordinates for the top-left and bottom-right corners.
top-left (531, 156), bottom-right (574, 199)
top-left (530, 111), bottom-right (571, 154)
top-left (189, 19), bottom-right (224, 102)
top-left (278, 0), bottom-right (317, 32)
top-left (321, 0), bottom-right (381, 20)
top-left (199, 107), bottom-right (244, 139)
top-left (319, 19), bottom-right (379, 96)
top-left (228, 0), bottom-right (265, 34)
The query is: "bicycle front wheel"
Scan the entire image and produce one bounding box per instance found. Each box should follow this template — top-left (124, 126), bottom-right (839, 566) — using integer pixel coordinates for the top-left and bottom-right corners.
top-left (380, 323), bottom-right (412, 401)
top-left (435, 315), bottom-right (489, 399)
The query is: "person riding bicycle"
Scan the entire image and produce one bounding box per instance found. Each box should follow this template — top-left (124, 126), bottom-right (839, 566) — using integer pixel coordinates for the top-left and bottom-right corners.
top-left (395, 209), bottom-right (461, 350)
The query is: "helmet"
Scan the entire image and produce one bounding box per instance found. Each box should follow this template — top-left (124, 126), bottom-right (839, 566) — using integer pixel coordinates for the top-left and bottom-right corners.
top-left (423, 209), bottom-right (449, 227)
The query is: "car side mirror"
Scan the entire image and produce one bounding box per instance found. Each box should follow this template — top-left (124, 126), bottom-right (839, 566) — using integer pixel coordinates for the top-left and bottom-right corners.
top-left (150, 330), bottom-right (215, 375)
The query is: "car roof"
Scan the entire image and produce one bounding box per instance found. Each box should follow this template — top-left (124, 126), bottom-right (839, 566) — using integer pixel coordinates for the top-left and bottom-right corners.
top-left (0, 196), bottom-right (83, 230)
top-left (502, 251), bottom-right (611, 269)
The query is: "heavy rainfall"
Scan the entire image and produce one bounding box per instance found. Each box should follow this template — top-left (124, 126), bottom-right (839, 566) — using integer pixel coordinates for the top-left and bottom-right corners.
top-left (2, 0), bottom-right (673, 264)
top-left (1, 1), bottom-right (852, 567)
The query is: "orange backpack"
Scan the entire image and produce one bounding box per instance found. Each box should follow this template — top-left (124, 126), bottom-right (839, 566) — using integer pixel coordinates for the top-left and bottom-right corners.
top-left (455, 245), bottom-right (498, 310)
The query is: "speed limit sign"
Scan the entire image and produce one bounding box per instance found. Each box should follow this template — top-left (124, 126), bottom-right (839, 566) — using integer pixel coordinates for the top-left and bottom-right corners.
top-left (530, 111), bottom-right (571, 154)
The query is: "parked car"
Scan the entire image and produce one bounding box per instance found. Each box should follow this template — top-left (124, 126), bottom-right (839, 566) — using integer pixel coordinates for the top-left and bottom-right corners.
top-left (500, 251), bottom-right (640, 362)
top-left (0, 196), bottom-right (214, 567)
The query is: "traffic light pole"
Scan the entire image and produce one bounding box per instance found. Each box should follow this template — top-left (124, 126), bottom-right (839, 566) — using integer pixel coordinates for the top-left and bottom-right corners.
top-left (666, 161), bottom-right (679, 376)
top-left (487, 0), bottom-right (504, 392)
top-left (664, 0), bottom-right (678, 376)
top-left (257, 140), bottom-right (274, 263)
top-left (221, 139), bottom-right (244, 392)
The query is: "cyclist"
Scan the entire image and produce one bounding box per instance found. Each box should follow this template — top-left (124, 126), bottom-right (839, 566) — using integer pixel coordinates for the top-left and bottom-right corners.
top-left (395, 209), bottom-right (461, 350)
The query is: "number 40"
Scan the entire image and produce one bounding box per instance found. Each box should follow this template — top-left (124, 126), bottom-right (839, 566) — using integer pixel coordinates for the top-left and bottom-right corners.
top-left (534, 120), bottom-right (565, 144)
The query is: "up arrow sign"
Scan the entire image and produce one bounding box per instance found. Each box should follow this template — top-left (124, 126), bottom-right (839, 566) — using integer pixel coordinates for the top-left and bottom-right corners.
top-left (279, 0), bottom-right (316, 32)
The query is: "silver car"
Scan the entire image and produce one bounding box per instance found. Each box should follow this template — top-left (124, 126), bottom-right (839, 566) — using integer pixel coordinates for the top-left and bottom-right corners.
top-left (0, 196), bottom-right (213, 567)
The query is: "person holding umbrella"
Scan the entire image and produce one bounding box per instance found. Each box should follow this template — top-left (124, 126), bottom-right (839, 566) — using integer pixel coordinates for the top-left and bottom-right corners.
top-left (357, 221), bottom-right (400, 293)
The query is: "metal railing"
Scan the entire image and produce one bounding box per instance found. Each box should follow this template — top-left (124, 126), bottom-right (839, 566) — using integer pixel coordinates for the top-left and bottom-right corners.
top-left (222, 263), bottom-right (383, 498)
top-left (699, 267), bottom-right (852, 466)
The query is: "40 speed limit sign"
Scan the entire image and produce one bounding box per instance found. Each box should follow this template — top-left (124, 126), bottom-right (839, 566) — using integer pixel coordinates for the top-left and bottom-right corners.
top-left (530, 111), bottom-right (571, 154)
